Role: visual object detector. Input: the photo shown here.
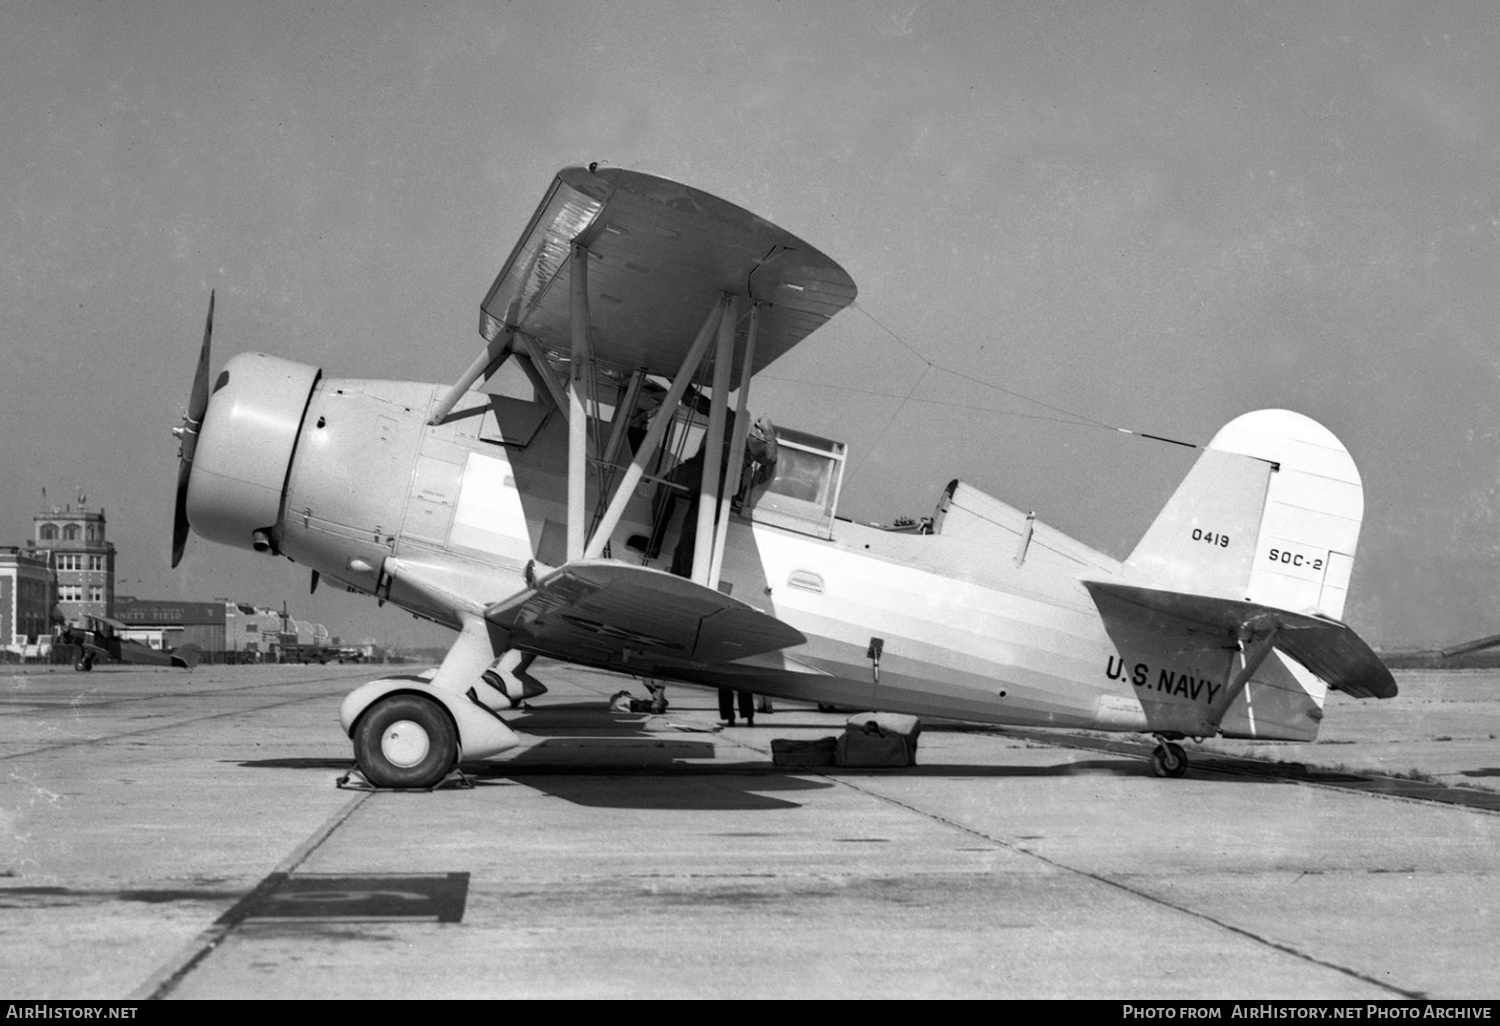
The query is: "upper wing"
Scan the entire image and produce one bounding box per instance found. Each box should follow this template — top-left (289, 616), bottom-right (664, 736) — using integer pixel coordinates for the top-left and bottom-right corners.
top-left (485, 559), bottom-right (806, 670)
top-left (1084, 580), bottom-right (1397, 699)
top-left (479, 165), bottom-right (857, 388)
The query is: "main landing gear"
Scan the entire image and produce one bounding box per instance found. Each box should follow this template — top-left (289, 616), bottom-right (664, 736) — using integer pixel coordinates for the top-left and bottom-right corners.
top-left (339, 663), bottom-right (524, 791)
top-left (351, 693), bottom-right (459, 789)
top-left (1150, 736), bottom-right (1189, 778)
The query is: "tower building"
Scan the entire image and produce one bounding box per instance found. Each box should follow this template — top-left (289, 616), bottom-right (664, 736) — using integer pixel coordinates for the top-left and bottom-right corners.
top-left (30, 500), bottom-right (116, 623)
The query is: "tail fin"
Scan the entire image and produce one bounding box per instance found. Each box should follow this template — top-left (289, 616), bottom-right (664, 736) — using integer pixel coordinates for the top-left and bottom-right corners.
top-left (1125, 410), bottom-right (1364, 619)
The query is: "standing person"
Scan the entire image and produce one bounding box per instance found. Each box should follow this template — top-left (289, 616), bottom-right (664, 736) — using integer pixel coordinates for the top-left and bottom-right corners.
top-left (646, 680), bottom-right (668, 714)
top-left (718, 687), bottom-right (755, 726)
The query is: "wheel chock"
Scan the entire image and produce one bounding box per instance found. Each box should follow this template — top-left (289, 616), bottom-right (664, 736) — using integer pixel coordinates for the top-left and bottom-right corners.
top-left (336, 766), bottom-right (475, 792)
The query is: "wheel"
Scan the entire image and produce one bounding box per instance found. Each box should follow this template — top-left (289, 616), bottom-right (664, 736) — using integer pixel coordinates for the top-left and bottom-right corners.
top-left (352, 693), bottom-right (459, 789)
top-left (1150, 742), bottom-right (1188, 778)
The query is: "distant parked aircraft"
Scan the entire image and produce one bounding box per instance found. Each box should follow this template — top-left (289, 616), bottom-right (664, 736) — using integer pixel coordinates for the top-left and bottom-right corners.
top-left (59, 613), bottom-right (202, 671)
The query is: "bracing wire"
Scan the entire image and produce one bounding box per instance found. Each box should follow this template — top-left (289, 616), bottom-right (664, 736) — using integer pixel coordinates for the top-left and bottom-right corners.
top-left (851, 302), bottom-right (1120, 433)
top-left (776, 301), bottom-right (1204, 454)
top-left (844, 363), bottom-right (931, 487)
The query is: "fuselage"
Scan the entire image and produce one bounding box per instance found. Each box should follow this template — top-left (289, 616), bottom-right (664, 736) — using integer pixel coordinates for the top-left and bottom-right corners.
top-left (189, 364), bottom-right (1321, 744)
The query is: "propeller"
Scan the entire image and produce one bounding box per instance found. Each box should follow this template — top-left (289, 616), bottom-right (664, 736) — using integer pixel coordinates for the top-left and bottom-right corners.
top-left (171, 291), bottom-right (214, 568)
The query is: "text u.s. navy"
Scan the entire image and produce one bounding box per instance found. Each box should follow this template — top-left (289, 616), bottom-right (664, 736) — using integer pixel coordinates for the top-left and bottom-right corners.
top-left (1106, 656), bottom-right (1227, 705)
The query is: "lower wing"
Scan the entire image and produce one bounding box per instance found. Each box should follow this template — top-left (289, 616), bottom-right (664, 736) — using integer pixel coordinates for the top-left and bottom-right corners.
top-left (486, 559), bottom-right (805, 673)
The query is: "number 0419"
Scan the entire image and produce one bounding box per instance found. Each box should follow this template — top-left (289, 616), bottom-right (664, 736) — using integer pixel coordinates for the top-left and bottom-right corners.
top-left (1191, 529), bottom-right (1230, 548)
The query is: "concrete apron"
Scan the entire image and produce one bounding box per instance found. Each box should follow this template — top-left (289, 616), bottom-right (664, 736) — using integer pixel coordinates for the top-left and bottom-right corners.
top-left (0, 663), bottom-right (1495, 999)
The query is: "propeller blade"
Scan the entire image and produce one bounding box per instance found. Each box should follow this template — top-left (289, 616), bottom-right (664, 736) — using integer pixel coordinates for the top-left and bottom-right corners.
top-left (171, 291), bottom-right (214, 568)
top-left (187, 290), bottom-right (214, 425)
top-left (170, 458), bottom-right (193, 568)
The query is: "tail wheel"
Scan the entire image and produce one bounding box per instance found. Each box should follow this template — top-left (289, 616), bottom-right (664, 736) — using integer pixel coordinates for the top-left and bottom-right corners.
top-left (1151, 742), bottom-right (1188, 779)
top-left (352, 693), bottom-right (458, 789)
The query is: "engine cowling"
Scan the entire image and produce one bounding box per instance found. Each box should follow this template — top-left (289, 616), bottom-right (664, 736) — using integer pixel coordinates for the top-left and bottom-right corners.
top-left (185, 352), bottom-right (319, 556)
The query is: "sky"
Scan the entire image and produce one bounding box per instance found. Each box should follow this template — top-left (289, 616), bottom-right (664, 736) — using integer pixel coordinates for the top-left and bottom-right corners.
top-left (2, 0), bottom-right (1499, 651)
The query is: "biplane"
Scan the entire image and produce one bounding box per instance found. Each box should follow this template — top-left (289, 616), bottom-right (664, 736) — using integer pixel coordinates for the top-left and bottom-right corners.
top-left (58, 613), bottom-right (203, 671)
top-left (170, 164), bottom-right (1395, 788)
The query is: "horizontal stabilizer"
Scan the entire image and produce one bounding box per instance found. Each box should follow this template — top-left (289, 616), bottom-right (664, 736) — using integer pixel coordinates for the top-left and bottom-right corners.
top-left (1084, 580), bottom-right (1396, 699)
top-left (486, 559), bottom-right (806, 668)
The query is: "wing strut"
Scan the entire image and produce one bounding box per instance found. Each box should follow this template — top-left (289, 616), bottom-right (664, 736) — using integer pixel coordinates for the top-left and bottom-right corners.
top-left (601, 368), bottom-right (645, 470)
top-left (583, 294), bottom-right (730, 559)
top-left (567, 241), bottom-right (593, 561)
top-left (588, 368), bottom-right (647, 545)
top-left (1209, 628), bottom-right (1281, 731)
top-left (708, 301), bottom-right (761, 590)
top-left (515, 332), bottom-right (571, 414)
top-left (429, 327), bottom-right (514, 426)
top-left (691, 295), bottom-right (737, 585)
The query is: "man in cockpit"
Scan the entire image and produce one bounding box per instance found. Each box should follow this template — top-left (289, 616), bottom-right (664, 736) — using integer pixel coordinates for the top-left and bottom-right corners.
top-left (669, 413), bottom-right (777, 578)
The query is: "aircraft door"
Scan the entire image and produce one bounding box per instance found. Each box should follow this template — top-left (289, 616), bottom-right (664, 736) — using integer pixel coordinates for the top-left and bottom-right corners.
top-left (403, 455), bottom-right (462, 546)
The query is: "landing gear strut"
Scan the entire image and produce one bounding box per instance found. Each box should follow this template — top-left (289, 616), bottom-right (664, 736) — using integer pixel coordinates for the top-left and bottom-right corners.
top-left (1150, 739), bottom-right (1189, 778)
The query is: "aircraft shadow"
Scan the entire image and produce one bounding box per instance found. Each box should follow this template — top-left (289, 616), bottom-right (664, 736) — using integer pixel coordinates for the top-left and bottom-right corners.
top-left (841, 758), bottom-right (1152, 778)
top-left (465, 753), bottom-right (834, 810)
top-left (233, 752), bottom-right (1173, 780)
top-left (460, 754), bottom-right (1215, 809)
top-left (229, 749), bottom-right (1291, 813)
top-left (231, 753), bottom-right (826, 811)
top-left (235, 758), bottom-right (359, 771)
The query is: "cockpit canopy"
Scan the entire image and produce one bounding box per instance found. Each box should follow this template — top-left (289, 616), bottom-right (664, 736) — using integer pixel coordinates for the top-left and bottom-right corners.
top-left (743, 426), bottom-right (846, 540)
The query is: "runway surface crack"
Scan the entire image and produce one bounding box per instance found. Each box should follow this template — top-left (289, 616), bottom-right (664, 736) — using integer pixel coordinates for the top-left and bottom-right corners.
top-left (824, 774), bottom-right (1427, 1000)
